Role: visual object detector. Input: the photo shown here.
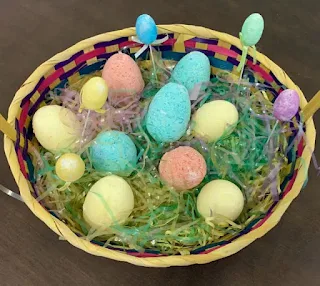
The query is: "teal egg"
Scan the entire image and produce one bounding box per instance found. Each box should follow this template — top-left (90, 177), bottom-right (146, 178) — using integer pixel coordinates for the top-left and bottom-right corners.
top-left (89, 130), bottom-right (137, 175)
top-left (241, 13), bottom-right (264, 46)
top-left (170, 51), bottom-right (210, 91)
top-left (146, 83), bottom-right (191, 143)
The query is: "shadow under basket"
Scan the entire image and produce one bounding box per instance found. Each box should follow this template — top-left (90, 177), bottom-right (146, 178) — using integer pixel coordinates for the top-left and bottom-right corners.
top-left (1, 25), bottom-right (319, 267)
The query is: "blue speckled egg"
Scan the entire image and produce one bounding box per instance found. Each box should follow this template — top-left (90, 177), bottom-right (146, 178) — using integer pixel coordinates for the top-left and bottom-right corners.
top-left (171, 51), bottom-right (211, 91)
top-left (146, 83), bottom-right (191, 143)
top-left (89, 131), bottom-right (137, 175)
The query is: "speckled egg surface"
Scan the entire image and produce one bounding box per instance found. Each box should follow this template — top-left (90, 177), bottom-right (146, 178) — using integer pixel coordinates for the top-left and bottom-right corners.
top-left (159, 146), bottom-right (207, 190)
top-left (102, 52), bottom-right (145, 105)
top-left (273, 89), bottom-right (300, 122)
top-left (146, 83), bottom-right (191, 143)
top-left (89, 130), bottom-right (137, 175)
top-left (171, 51), bottom-right (211, 91)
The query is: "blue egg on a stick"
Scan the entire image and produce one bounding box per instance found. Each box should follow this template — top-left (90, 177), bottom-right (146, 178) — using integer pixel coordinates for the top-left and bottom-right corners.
top-left (135, 14), bottom-right (157, 45)
top-left (89, 130), bottom-right (137, 176)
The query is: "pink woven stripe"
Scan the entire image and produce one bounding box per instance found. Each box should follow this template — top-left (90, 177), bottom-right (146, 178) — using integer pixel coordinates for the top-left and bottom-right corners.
top-left (297, 138), bottom-right (304, 156)
top-left (200, 245), bottom-right (223, 254)
top-left (75, 48), bottom-right (105, 64)
top-left (184, 40), bottom-right (196, 48)
top-left (282, 170), bottom-right (298, 197)
top-left (162, 38), bottom-right (176, 45)
top-left (252, 212), bottom-right (273, 230)
top-left (38, 68), bottom-right (65, 93)
top-left (17, 149), bottom-right (27, 178)
top-left (118, 40), bottom-right (141, 49)
top-left (19, 101), bottom-right (30, 131)
top-left (247, 60), bottom-right (274, 82)
top-left (207, 44), bottom-right (238, 57)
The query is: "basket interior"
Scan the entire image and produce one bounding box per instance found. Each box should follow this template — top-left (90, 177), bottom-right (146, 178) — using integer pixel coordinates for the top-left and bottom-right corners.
top-left (13, 32), bottom-right (306, 257)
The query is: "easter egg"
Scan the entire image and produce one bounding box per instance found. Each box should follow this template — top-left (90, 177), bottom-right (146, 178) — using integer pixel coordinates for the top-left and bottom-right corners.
top-left (55, 153), bottom-right (85, 182)
top-left (197, 179), bottom-right (244, 222)
top-left (193, 100), bottom-right (239, 142)
top-left (171, 51), bottom-right (210, 91)
top-left (159, 146), bottom-right (207, 190)
top-left (32, 105), bottom-right (81, 153)
top-left (102, 52), bottom-right (144, 105)
top-left (83, 175), bottom-right (134, 229)
top-left (146, 83), bottom-right (191, 143)
top-left (273, 89), bottom-right (300, 121)
top-left (135, 14), bottom-right (157, 45)
top-left (80, 77), bottom-right (108, 112)
top-left (241, 13), bottom-right (264, 47)
top-left (89, 130), bottom-right (137, 175)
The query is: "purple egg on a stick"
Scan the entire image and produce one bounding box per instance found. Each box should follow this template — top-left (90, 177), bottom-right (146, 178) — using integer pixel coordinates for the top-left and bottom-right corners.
top-left (273, 89), bottom-right (300, 121)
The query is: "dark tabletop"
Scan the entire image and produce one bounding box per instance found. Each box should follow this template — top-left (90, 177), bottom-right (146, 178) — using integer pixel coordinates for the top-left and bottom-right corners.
top-left (0, 0), bottom-right (320, 285)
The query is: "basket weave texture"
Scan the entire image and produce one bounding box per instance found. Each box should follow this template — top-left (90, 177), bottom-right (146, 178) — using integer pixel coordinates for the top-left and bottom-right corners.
top-left (4, 25), bottom-right (315, 267)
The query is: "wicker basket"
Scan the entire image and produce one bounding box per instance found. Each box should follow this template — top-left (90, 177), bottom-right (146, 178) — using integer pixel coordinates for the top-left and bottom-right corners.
top-left (1, 25), bottom-right (319, 267)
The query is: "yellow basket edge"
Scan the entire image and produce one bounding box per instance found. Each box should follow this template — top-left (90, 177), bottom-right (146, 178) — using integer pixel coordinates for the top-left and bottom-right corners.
top-left (4, 24), bottom-right (316, 267)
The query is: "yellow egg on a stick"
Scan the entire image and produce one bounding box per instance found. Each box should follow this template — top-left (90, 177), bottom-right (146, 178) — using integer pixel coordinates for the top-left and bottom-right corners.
top-left (55, 153), bottom-right (85, 182)
top-left (80, 77), bottom-right (108, 113)
top-left (193, 100), bottom-right (239, 142)
top-left (83, 175), bottom-right (134, 230)
top-left (197, 179), bottom-right (244, 222)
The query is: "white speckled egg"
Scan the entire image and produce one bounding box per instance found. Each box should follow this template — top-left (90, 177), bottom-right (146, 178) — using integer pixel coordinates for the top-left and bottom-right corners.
top-left (171, 51), bottom-right (211, 91)
top-left (146, 83), bottom-right (191, 143)
top-left (83, 175), bottom-right (134, 229)
top-left (32, 105), bottom-right (81, 153)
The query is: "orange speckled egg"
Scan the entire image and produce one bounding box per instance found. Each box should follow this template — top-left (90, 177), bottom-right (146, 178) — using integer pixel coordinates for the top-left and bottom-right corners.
top-left (102, 52), bottom-right (145, 105)
top-left (159, 146), bottom-right (207, 191)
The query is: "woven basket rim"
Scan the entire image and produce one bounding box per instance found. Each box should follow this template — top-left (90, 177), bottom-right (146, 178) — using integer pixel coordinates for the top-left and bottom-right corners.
top-left (4, 24), bottom-right (316, 267)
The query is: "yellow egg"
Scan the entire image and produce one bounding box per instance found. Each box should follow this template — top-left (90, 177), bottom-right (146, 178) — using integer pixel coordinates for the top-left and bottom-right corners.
top-left (55, 153), bottom-right (85, 182)
top-left (32, 105), bottom-right (81, 152)
top-left (80, 77), bottom-right (108, 112)
top-left (193, 100), bottom-right (239, 142)
top-left (83, 175), bottom-right (134, 229)
top-left (197, 179), bottom-right (244, 222)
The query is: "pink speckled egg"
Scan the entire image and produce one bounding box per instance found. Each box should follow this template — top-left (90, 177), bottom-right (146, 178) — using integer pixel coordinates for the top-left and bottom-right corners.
top-left (159, 146), bottom-right (207, 191)
top-left (102, 52), bottom-right (145, 105)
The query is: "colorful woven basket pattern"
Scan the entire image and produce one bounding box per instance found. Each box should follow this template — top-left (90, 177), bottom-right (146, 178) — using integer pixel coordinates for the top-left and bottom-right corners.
top-left (13, 30), bottom-right (307, 258)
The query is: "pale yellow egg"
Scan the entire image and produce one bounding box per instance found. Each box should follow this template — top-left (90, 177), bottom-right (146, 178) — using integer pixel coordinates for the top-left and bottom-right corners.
top-left (32, 105), bottom-right (81, 152)
top-left (55, 153), bottom-right (85, 182)
top-left (193, 100), bottom-right (239, 142)
top-left (83, 175), bottom-right (134, 230)
top-left (80, 76), bottom-right (108, 111)
top-left (197, 179), bottom-right (244, 222)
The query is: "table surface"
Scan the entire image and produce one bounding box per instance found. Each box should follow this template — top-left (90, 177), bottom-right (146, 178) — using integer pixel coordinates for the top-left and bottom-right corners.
top-left (0, 0), bottom-right (319, 285)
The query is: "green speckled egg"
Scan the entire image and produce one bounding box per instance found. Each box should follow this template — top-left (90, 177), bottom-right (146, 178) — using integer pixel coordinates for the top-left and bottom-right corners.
top-left (241, 13), bottom-right (264, 47)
